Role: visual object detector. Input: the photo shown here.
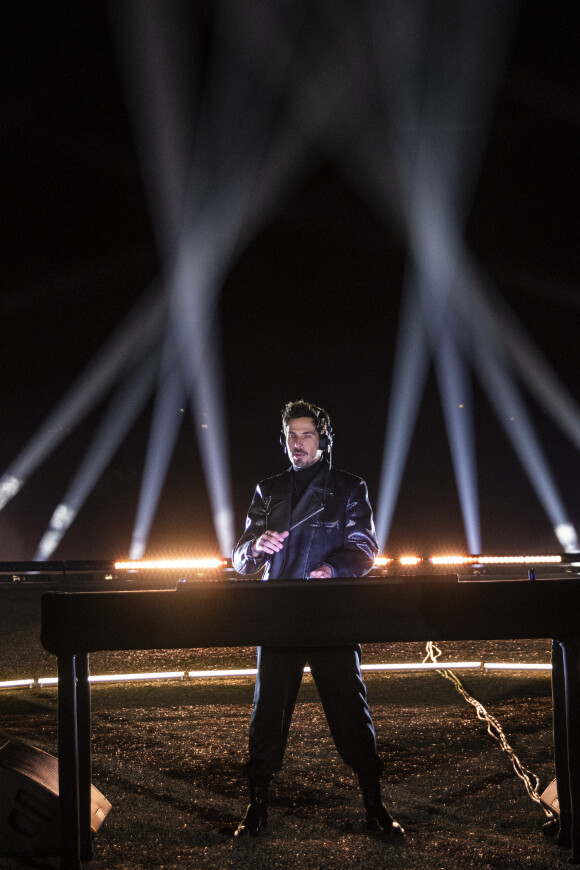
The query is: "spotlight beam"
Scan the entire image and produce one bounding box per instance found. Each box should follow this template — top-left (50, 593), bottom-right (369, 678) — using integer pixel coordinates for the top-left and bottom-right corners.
top-left (475, 334), bottom-right (578, 552)
top-left (108, 0), bottom-right (198, 262)
top-left (160, 3), bottom-right (388, 552)
top-left (456, 259), bottom-right (580, 455)
top-left (112, 2), bottom-right (242, 557)
top-left (36, 351), bottom-right (160, 560)
top-left (5, 2), bottom-right (543, 562)
top-left (340, 2), bottom-right (520, 552)
top-left (130, 340), bottom-right (185, 561)
top-left (375, 274), bottom-right (431, 550)
top-left (0, 287), bottom-right (164, 513)
top-left (434, 337), bottom-right (481, 554)
top-left (115, 0), bottom-right (387, 556)
top-left (360, 0), bottom-right (519, 226)
top-left (219, 1), bottom-right (573, 559)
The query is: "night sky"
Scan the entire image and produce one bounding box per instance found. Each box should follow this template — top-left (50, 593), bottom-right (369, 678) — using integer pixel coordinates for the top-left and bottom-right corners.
top-left (1, 2), bottom-right (579, 561)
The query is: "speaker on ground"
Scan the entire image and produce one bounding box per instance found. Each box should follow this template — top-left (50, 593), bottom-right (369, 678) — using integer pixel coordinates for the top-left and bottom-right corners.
top-left (0, 740), bottom-right (111, 855)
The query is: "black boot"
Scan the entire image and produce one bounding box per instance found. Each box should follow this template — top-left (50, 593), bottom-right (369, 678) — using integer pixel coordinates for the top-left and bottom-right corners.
top-left (234, 784), bottom-right (269, 837)
top-left (361, 782), bottom-right (405, 839)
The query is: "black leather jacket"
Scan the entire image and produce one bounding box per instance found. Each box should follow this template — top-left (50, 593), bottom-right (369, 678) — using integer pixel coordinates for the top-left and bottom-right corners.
top-left (233, 459), bottom-right (378, 580)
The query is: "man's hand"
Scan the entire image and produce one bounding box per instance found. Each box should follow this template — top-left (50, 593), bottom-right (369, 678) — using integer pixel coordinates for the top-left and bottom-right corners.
top-left (251, 530), bottom-right (289, 557)
top-left (309, 563), bottom-right (332, 579)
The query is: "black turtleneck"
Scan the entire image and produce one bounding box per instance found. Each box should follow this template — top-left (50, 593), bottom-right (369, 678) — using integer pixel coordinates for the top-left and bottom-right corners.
top-left (291, 457), bottom-right (324, 507)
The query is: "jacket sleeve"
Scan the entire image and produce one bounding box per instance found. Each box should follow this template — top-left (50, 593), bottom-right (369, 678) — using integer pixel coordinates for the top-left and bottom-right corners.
top-left (323, 478), bottom-right (378, 578)
top-left (232, 483), bottom-right (269, 576)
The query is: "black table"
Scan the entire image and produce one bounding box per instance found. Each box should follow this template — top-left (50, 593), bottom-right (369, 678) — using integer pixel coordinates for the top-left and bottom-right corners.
top-left (41, 576), bottom-right (580, 868)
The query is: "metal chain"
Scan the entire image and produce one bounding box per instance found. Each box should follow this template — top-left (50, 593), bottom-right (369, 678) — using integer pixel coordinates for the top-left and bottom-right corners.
top-left (423, 640), bottom-right (555, 820)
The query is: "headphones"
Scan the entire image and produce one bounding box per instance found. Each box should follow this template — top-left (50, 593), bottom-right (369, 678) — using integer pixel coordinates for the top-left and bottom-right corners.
top-left (279, 402), bottom-right (334, 457)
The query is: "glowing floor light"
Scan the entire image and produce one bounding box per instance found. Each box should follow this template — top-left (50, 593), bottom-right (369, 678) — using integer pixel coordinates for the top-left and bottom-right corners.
top-left (484, 663), bottom-right (552, 672)
top-left (430, 555), bottom-right (562, 566)
top-left (188, 668), bottom-right (258, 679)
top-left (0, 679), bottom-right (34, 690)
top-left (430, 555), bottom-right (475, 566)
top-left (89, 671), bottom-right (185, 684)
top-left (373, 556), bottom-right (393, 567)
top-left (399, 556), bottom-right (422, 566)
top-left (9, 661), bottom-right (553, 690)
top-left (360, 662), bottom-right (481, 672)
top-left (477, 555), bottom-right (561, 565)
top-left (38, 672), bottom-right (185, 686)
top-left (115, 558), bottom-right (227, 571)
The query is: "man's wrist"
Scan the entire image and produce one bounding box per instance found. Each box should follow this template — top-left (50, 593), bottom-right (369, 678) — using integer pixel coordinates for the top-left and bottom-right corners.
top-left (249, 540), bottom-right (260, 558)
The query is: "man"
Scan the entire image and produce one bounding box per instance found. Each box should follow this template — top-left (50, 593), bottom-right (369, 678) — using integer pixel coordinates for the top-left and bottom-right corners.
top-left (232, 399), bottom-right (404, 839)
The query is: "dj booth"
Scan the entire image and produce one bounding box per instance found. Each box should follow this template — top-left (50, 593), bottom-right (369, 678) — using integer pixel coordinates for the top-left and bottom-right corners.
top-left (41, 575), bottom-right (580, 868)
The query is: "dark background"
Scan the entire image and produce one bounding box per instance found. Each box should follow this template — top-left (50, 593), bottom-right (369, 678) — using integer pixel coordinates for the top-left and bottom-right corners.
top-left (1, 1), bottom-right (579, 560)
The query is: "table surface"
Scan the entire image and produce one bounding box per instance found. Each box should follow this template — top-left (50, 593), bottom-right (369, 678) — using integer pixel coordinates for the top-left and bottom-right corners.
top-left (41, 576), bottom-right (580, 655)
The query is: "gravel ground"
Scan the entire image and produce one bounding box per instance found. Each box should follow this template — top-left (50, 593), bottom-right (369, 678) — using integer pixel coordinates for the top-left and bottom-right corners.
top-left (0, 581), bottom-right (570, 870)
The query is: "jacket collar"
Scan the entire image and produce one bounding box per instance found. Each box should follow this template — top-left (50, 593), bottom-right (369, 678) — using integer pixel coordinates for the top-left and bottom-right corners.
top-left (267, 458), bottom-right (333, 533)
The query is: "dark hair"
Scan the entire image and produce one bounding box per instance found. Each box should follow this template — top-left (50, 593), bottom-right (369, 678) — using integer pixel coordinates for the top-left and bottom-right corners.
top-left (281, 400), bottom-right (330, 438)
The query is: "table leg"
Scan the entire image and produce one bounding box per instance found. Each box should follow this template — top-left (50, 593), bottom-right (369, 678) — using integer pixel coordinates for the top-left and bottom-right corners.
top-left (552, 640), bottom-right (572, 846)
top-left (57, 654), bottom-right (82, 869)
top-left (76, 653), bottom-right (93, 861)
top-left (560, 640), bottom-right (580, 863)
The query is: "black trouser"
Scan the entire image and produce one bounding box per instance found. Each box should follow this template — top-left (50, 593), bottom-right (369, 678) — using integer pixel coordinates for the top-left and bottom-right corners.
top-left (244, 645), bottom-right (384, 786)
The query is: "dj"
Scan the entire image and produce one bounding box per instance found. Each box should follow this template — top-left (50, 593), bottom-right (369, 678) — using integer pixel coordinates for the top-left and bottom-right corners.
top-left (232, 399), bottom-right (404, 840)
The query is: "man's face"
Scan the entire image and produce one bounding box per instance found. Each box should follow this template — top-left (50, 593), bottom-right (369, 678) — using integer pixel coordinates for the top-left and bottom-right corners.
top-left (285, 417), bottom-right (321, 469)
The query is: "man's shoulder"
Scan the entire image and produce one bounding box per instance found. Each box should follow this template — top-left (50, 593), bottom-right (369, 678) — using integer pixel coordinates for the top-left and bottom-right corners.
top-left (329, 466), bottom-right (367, 488)
top-left (256, 467), bottom-right (291, 492)
top-left (254, 463), bottom-right (368, 493)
